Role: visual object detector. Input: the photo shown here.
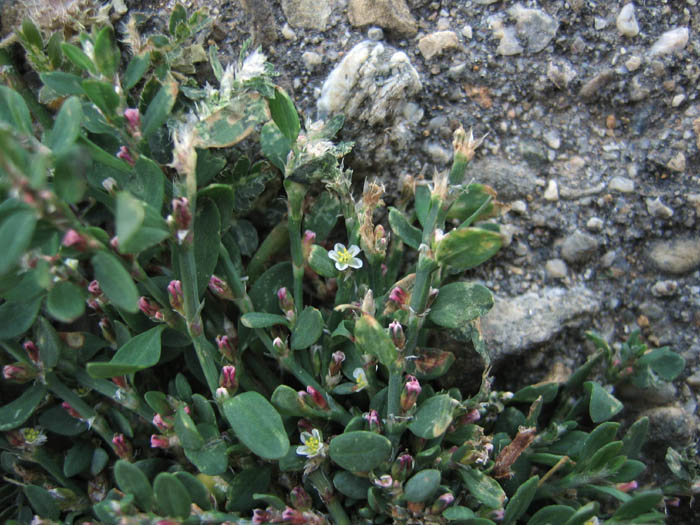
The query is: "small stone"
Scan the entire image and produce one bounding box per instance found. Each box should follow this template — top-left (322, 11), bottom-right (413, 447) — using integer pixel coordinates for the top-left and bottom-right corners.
top-left (649, 27), bottom-right (689, 56)
top-left (471, 158), bottom-right (537, 201)
top-left (543, 129), bottom-right (561, 149)
top-left (544, 179), bottom-right (559, 201)
top-left (547, 59), bottom-right (577, 88)
top-left (648, 237), bottom-right (700, 274)
top-left (616, 3), bottom-right (640, 38)
top-left (646, 197), bottom-right (674, 219)
top-left (594, 17), bottom-right (608, 30)
top-left (461, 25), bottom-right (473, 39)
top-left (489, 16), bottom-right (524, 56)
top-left (579, 69), bottom-right (616, 101)
top-left (424, 142), bottom-right (451, 164)
top-left (600, 250), bottom-right (617, 268)
top-left (368, 27), bottom-right (384, 40)
top-left (348, 0), bottom-right (418, 37)
top-left (667, 152), bottom-right (686, 172)
top-left (546, 258), bottom-right (568, 279)
top-left (671, 94), bottom-right (686, 107)
top-left (586, 217), bottom-right (604, 232)
top-left (608, 176), bottom-right (635, 193)
top-left (641, 406), bottom-right (695, 446)
top-left (561, 230), bottom-right (599, 263)
top-left (651, 280), bottom-right (678, 297)
top-left (687, 371), bottom-right (700, 389)
top-left (509, 3), bottom-right (559, 53)
top-left (418, 31), bottom-right (460, 60)
top-left (510, 200), bottom-right (527, 214)
top-left (281, 0), bottom-right (331, 30)
top-left (625, 55), bottom-right (642, 71)
top-left (302, 51), bottom-right (323, 69)
top-left (281, 23), bottom-right (296, 40)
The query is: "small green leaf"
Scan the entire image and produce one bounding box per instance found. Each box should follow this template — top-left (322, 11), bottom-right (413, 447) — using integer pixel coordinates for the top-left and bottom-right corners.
top-left (586, 382), bottom-right (623, 423)
top-left (610, 459), bottom-right (646, 483)
top-left (329, 431), bottom-right (392, 472)
top-left (194, 200), bottom-right (221, 297)
top-left (61, 42), bottom-right (96, 73)
top-left (0, 86), bottom-right (33, 135)
top-left (512, 383), bottom-right (559, 403)
top-left (24, 485), bottom-right (59, 520)
top-left (21, 18), bottom-right (43, 49)
top-left (436, 227), bottom-right (502, 272)
top-left (0, 384), bottom-right (47, 431)
top-left (0, 294), bottom-right (44, 339)
top-left (114, 459), bottom-right (154, 511)
top-left (249, 262), bottom-right (293, 313)
top-left (527, 505), bottom-right (576, 525)
top-left (447, 183), bottom-right (498, 223)
top-left (174, 406), bottom-right (205, 450)
top-left (428, 281), bottom-right (494, 328)
top-left (240, 312), bottom-right (289, 328)
top-left (94, 26), bottom-right (120, 77)
top-left (388, 207), bottom-right (421, 250)
top-left (308, 244), bottom-right (338, 278)
top-left (403, 469), bottom-right (441, 502)
top-left (116, 191), bottom-right (145, 245)
top-left (260, 121), bottom-right (291, 171)
top-left (503, 475), bottom-right (539, 525)
top-left (124, 53), bottom-right (151, 90)
top-left (169, 4), bottom-right (187, 35)
top-left (408, 394), bottom-right (455, 439)
top-left (195, 93), bottom-right (267, 148)
top-left (578, 422), bottom-right (619, 464)
top-left (183, 437), bottom-right (228, 475)
top-left (227, 466), bottom-right (273, 512)
top-left (142, 80), bottom-right (178, 139)
top-left (90, 447), bottom-right (109, 476)
top-left (87, 325), bottom-right (164, 378)
top-left (47, 280), bottom-right (85, 323)
top-left (34, 317), bottom-right (61, 369)
top-left (271, 384), bottom-right (306, 417)
top-left (443, 506), bottom-right (476, 521)
top-left (82, 79), bottom-right (120, 117)
top-left (268, 87), bottom-right (300, 143)
top-left (291, 307), bottom-right (323, 350)
top-left (354, 314), bottom-right (398, 368)
top-left (91, 251), bottom-right (139, 313)
top-left (0, 207), bottom-right (36, 276)
top-left (303, 192), bottom-right (340, 241)
top-left (54, 146), bottom-right (89, 204)
top-left (638, 348), bottom-right (685, 381)
top-left (64, 441), bottom-right (93, 477)
top-left (611, 492), bottom-right (662, 520)
top-left (40, 72), bottom-right (84, 96)
top-left (458, 466), bottom-right (506, 509)
top-left (173, 471), bottom-right (212, 511)
top-left (153, 472), bottom-right (191, 518)
top-left (223, 392), bottom-right (289, 460)
top-left (622, 417), bottom-right (649, 459)
top-left (333, 471), bottom-right (371, 499)
top-left (208, 45), bottom-right (223, 82)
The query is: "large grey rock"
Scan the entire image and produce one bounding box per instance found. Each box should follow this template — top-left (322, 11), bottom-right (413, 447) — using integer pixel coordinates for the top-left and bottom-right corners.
top-left (641, 406), bottom-right (695, 446)
top-left (281, 0), bottom-right (332, 30)
top-left (561, 230), bottom-right (599, 263)
top-left (467, 158), bottom-right (537, 201)
top-left (481, 286), bottom-right (601, 362)
top-left (648, 237), bottom-right (700, 275)
top-left (347, 0), bottom-right (417, 37)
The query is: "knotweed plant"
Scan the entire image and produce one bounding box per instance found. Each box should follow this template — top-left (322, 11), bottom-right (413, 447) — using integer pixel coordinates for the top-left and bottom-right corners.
top-left (0, 4), bottom-right (687, 524)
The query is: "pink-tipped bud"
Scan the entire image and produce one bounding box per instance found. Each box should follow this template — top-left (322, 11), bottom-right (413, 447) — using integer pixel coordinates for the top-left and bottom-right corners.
top-left (389, 320), bottom-right (406, 350)
top-left (272, 336), bottom-right (287, 356)
top-left (3, 363), bottom-right (36, 383)
top-left (111, 376), bottom-right (128, 389)
top-left (463, 408), bottom-right (481, 424)
top-left (150, 434), bottom-right (171, 449)
top-left (281, 508), bottom-right (306, 525)
top-left (220, 365), bottom-right (237, 391)
top-left (171, 197), bottom-right (191, 231)
top-left (99, 317), bottom-right (116, 344)
top-left (215, 386), bottom-right (230, 401)
top-left (431, 493), bottom-right (455, 513)
top-left (208, 275), bottom-right (233, 299)
top-left (88, 280), bottom-right (102, 295)
top-left (62, 229), bottom-right (88, 251)
top-left (374, 224), bottom-right (388, 252)
top-left (616, 480), bottom-right (638, 493)
top-left (392, 453), bottom-right (415, 480)
top-left (23, 341), bottom-right (40, 363)
top-left (373, 475), bottom-right (393, 488)
top-left (124, 108), bottom-right (141, 131)
top-left (216, 335), bottom-right (236, 361)
top-left (364, 409), bottom-right (381, 432)
top-left (306, 386), bottom-right (328, 410)
top-left (302, 230), bottom-right (316, 260)
top-left (61, 402), bottom-right (82, 419)
top-left (389, 286), bottom-right (408, 306)
top-left (167, 280), bottom-right (184, 312)
top-left (153, 413), bottom-right (171, 431)
top-left (116, 146), bottom-right (135, 166)
top-left (329, 351), bottom-right (345, 376)
top-left (400, 375), bottom-right (421, 412)
top-left (138, 297), bottom-right (164, 321)
top-left (290, 486), bottom-right (312, 511)
top-left (112, 434), bottom-right (132, 459)
top-left (427, 287), bottom-right (440, 309)
top-left (277, 287), bottom-right (295, 321)
top-left (252, 509), bottom-right (275, 524)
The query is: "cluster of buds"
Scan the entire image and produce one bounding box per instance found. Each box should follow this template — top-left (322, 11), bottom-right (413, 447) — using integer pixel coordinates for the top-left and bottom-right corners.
top-left (124, 108), bottom-right (141, 139)
top-left (152, 413), bottom-right (172, 432)
top-left (400, 375), bottom-right (421, 412)
top-left (138, 296), bottom-right (165, 322)
top-left (167, 197), bottom-right (193, 245)
top-left (168, 280), bottom-right (184, 314)
top-left (298, 386), bottom-right (328, 411)
top-left (3, 362), bottom-right (37, 383)
top-left (289, 485), bottom-right (312, 511)
top-left (112, 433), bottom-right (132, 460)
top-left (216, 334), bottom-right (236, 362)
top-left (277, 287), bottom-right (295, 323)
top-left (252, 507), bottom-right (325, 525)
top-left (87, 280), bottom-right (104, 312)
top-left (388, 286), bottom-right (409, 309)
top-left (216, 365), bottom-right (238, 400)
top-left (116, 145), bottom-right (135, 166)
top-left (325, 350), bottom-right (345, 388)
top-left (209, 275), bottom-right (234, 301)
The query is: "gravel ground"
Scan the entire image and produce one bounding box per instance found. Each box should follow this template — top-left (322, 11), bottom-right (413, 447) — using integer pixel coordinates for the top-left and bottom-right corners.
top-left (3, 0), bottom-right (699, 520)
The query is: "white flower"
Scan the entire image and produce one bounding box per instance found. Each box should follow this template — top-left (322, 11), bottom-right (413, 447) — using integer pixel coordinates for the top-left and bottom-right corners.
top-left (352, 368), bottom-right (368, 392)
top-left (297, 428), bottom-right (326, 458)
top-left (236, 49), bottom-right (267, 82)
top-left (328, 243), bottom-right (363, 271)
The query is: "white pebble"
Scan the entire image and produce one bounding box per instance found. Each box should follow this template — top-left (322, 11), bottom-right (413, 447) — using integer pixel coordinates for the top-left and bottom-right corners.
top-left (586, 217), bottom-right (604, 232)
top-left (617, 3), bottom-right (640, 38)
top-left (649, 27), bottom-right (689, 56)
top-left (544, 180), bottom-right (559, 201)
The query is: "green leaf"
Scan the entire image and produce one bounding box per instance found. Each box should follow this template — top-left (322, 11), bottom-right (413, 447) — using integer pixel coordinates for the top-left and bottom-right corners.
top-left (23, 485), bottom-right (60, 520)
top-left (39, 404), bottom-right (86, 435)
top-left (86, 325), bottom-right (165, 378)
top-left (91, 447), bottom-right (109, 476)
top-left (403, 469), bottom-right (441, 502)
top-left (268, 87), bottom-right (300, 143)
top-left (411, 348), bottom-right (455, 381)
top-left (230, 219), bottom-right (258, 256)
top-left (169, 4), bottom-right (187, 35)
top-left (174, 406), bottom-right (205, 449)
top-left (503, 475), bottom-right (539, 525)
top-left (578, 422), bottom-right (619, 465)
top-left (124, 53), bottom-right (151, 90)
top-left (114, 459), bottom-right (153, 511)
top-left (249, 262), bottom-right (293, 313)
top-left (195, 148), bottom-right (227, 186)
top-left (436, 227), bottom-right (502, 272)
top-left (21, 18), bottom-right (43, 49)
top-left (183, 436), bottom-right (228, 475)
top-left (208, 45), bottom-right (223, 82)
top-left (588, 440), bottom-right (623, 472)
top-left (638, 348), bottom-right (685, 381)
top-left (116, 191), bottom-right (145, 245)
top-left (0, 293), bottom-right (44, 339)
top-left (0, 384), bottom-right (47, 431)
top-left (0, 207), bottom-right (37, 276)
top-left (132, 155), bottom-right (166, 210)
top-left (447, 183), bottom-right (498, 223)
top-left (64, 441), bottom-right (93, 477)
top-left (443, 506), bottom-right (476, 521)
top-left (354, 314), bottom-right (398, 368)
top-left (527, 505), bottom-right (576, 525)
top-left (260, 121), bottom-right (291, 171)
top-left (610, 459), bottom-right (646, 483)
top-left (240, 312), bottom-right (289, 328)
top-left (40, 72), bottom-right (84, 96)
top-left (195, 93), bottom-right (267, 148)
top-left (47, 280), bottom-right (85, 323)
top-left (611, 492), bottom-right (662, 520)
top-left (54, 146), bottom-right (89, 204)
top-left (329, 431), bottom-right (392, 472)
top-left (61, 42), bottom-right (96, 73)
top-left (512, 383), bottom-right (559, 403)
top-left (94, 26), bottom-right (120, 77)
top-left (622, 417), bottom-right (649, 459)
top-left (291, 307), bottom-right (323, 350)
top-left (0, 86), bottom-right (33, 135)
top-left (388, 207), bottom-right (422, 250)
top-left (408, 394), bottom-right (455, 439)
top-left (303, 192), bottom-right (340, 241)
top-left (458, 466), bottom-right (506, 509)
top-left (173, 472), bottom-right (212, 511)
top-left (585, 382), bottom-right (623, 423)
top-left (227, 466), bottom-right (273, 512)
top-left (428, 281), bottom-right (494, 328)
top-left (153, 472), bottom-right (191, 518)
top-left (142, 80), bottom-right (178, 139)
top-left (82, 79), bottom-right (120, 117)
top-left (34, 316), bottom-right (61, 369)
top-left (223, 392), bottom-right (289, 460)
top-left (308, 244), bottom-right (338, 278)
top-left (198, 184), bottom-right (235, 228)
top-left (91, 251), bottom-right (139, 312)
top-left (194, 200), bottom-right (221, 296)
top-left (333, 471), bottom-right (371, 499)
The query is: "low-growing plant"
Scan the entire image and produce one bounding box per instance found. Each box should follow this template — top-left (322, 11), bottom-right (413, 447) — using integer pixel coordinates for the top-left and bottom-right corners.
top-left (0, 5), bottom-right (687, 524)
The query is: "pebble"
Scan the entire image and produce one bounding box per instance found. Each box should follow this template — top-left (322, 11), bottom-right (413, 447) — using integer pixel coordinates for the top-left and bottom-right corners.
top-left (281, 0), bottom-right (331, 30)
top-left (510, 200), bottom-right (527, 214)
top-left (586, 217), bottom-right (604, 232)
top-left (641, 406), bottom-right (695, 446)
top-left (561, 230), bottom-right (599, 263)
top-left (579, 69), bottom-right (616, 101)
top-left (667, 152), bottom-right (686, 172)
top-left (281, 23), bottom-right (297, 40)
top-left (470, 158), bottom-right (537, 201)
top-left (547, 59), bottom-right (577, 88)
top-left (616, 3), bottom-right (640, 38)
top-left (600, 250), bottom-right (617, 268)
top-left (651, 280), bottom-right (678, 297)
top-left (418, 31), bottom-right (460, 60)
top-left (424, 142), bottom-right (451, 164)
top-left (368, 27), bottom-right (384, 40)
top-left (509, 3), bottom-right (559, 53)
top-left (608, 176), bottom-right (635, 193)
top-left (544, 179), bottom-right (559, 201)
top-left (302, 51), bottom-right (322, 69)
top-left (625, 55), bottom-right (642, 71)
top-left (545, 258), bottom-right (568, 279)
top-left (647, 237), bottom-right (700, 275)
top-left (489, 16), bottom-right (524, 56)
top-left (347, 0), bottom-right (418, 37)
top-left (646, 197), bottom-right (674, 219)
top-left (461, 25), bottom-right (473, 39)
top-left (671, 94), bottom-right (685, 107)
top-left (543, 129), bottom-right (561, 149)
top-left (649, 27), bottom-right (689, 56)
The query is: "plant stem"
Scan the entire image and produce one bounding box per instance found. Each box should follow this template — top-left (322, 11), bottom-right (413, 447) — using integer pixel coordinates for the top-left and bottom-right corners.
top-left (285, 180), bottom-right (306, 315)
top-left (386, 366), bottom-right (403, 436)
top-left (246, 221), bottom-right (289, 283)
top-left (309, 469), bottom-right (351, 525)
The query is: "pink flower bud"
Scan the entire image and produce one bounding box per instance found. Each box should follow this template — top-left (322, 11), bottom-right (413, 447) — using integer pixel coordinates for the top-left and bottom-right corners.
top-left (302, 230), bottom-right (316, 260)
top-left (272, 337), bottom-right (287, 355)
top-left (462, 408), bottom-right (481, 424)
top-left (150, 434), bottom-right (171, 449)
top-left (389, 320), bottom-right (406, 350)
top-left (364, 409), bottom-right (381, 431)
top-left (23, 340), bottom-right (40, 363)
top-left (62, 229), bottom-right (88, 251)
top-left (216, 335), bottom-right (236, 361)
top-left (3, 363), bottom-right (36, 382)
top-left (138, 297), bottom-right (164, 321)
top-left (208, 275), bottom-right (233, 299)
top-left (306, 386), bottom-right (328, 410)
top-left (167, 280), bottom-right (183, 311)
top-left (373, 475), bottom-right (393, 488)
top-left (392, 453), bottom-right (414, 480)
top-left (116, 146), bottom-right (135, 166)
top-left (99, 317), bottom-right (116, 344)
top-left (112, 433), bottom-right (132, 459)
top-left (328, 351), bottom-right (345, 376)
top-left (281, 507), bottom-right (306, 524)
top-left (616, 480), bottom-right (638, 493)
top-left (153, 413), bottom-right (170, 431)
top-left (61, 402), bottom-right (82, 419)
top-left (111, 376), bottom-right (127, 389)
top-left (290, 486), bottom-right (311, 511)
top-left (389, 286), bottom-right (408, 306)
top-left (220, 365), bottom-right (237, 391)
top-left (124, 108), bottom-right (141, 129)
top-left (277, 287), bottom-right (295, 320)
top-left (88, 280), bottom-right (101, 295)
top-left (253, 509), bottom-right (274, 524)
top-left (171, 197), bottom-right (191, 231)
top-left (400, 375), bottom-right (421, 412)
top-left (431, 492), bottom-right (455, 513)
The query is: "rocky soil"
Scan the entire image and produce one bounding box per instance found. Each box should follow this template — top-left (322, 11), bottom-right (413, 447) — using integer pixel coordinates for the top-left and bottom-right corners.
top-left (3, 0), bottom-right (699, 520)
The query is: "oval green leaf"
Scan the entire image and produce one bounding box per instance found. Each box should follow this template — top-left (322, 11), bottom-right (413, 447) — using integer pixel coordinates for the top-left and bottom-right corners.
top-left (329, 431), bottom-right (392, 472)
top-left (153, 472), bottom-right (191, 518)
top-left (0, 384), bottom-right (47, 431)
top-left (436, 227), bottom-right (502, 272)
top-left (428, 281), bottom-right (494, 328)
top-left (115, 459), bottom-right (154, 511)
top-left (291, 307), bottom-right (323, 350)
top-left (408, 394), bottom-right (455, 439)
top-left (47, 280), bottom-right (85, 323)
top-left (223, 392), bottom-right (289, 460)
top-left (91, 251), bottom-right (139, 313)
top-left (86, 325), bottom-right (164, 378)
top-left (404, 469), bottom-right (441, 502)
top-left (241, 312), bottom-right (289, 329)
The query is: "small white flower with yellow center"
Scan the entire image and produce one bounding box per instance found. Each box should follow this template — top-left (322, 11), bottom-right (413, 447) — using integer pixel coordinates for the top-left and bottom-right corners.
top-left (328, 243), bottom-right (363, 271)
top-left (297, 428), bottom-right (327, 458)
top-left (353, 368), bottom-right (369, 392)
